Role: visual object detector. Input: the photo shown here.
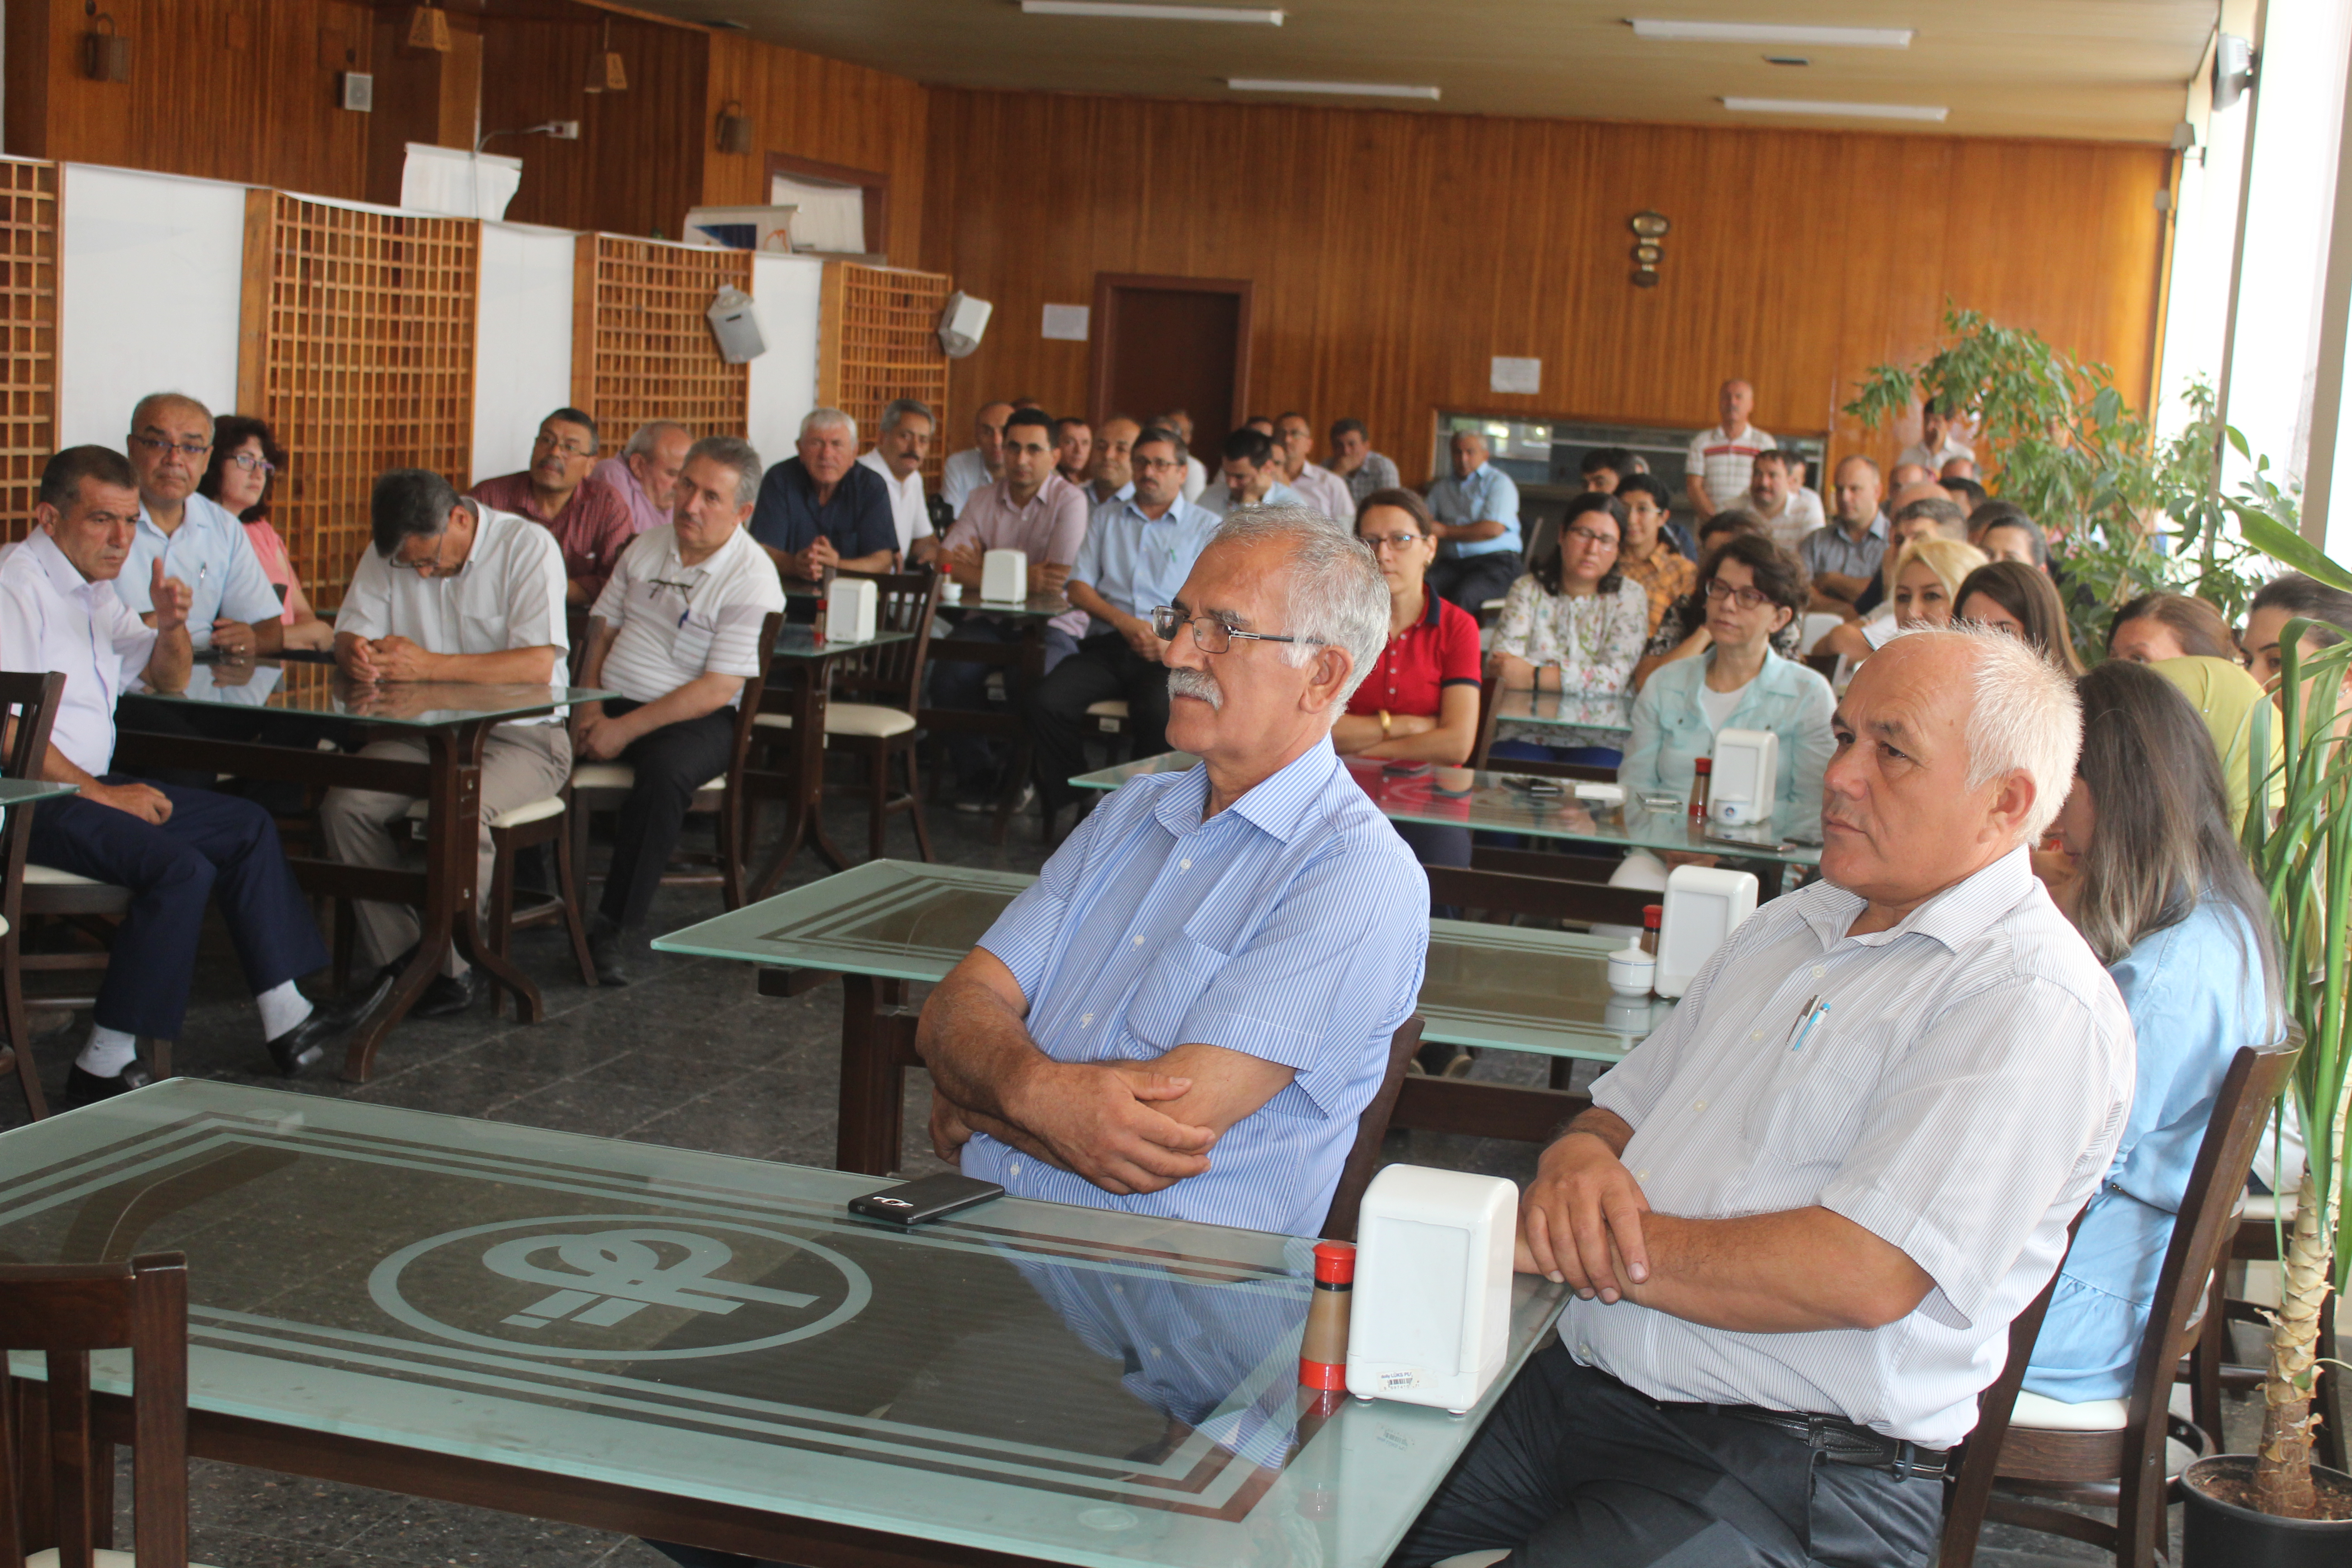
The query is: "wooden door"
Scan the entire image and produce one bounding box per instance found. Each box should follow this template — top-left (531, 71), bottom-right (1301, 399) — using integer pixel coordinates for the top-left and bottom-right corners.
top-left (1088, 274), bottom-right (1253, 466)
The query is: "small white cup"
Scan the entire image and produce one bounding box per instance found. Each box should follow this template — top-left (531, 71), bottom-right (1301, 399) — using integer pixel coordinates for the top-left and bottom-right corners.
top-left (1606, 945), bottom-right (1655, 997)
top-left (938, 580), bottom-right (963, 604)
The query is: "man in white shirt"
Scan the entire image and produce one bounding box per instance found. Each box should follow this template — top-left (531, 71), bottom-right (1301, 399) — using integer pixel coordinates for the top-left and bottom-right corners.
top-left (1272, 410), bottom-right (1354, 523)
top-left (0, 447), bottom-right (359, 1102)
top-left (590, 420), bottom-right (691, 538)
top-left (854, 397), bottom-right (937, 565)
top-left (1684, 378), bottom-right (1776, 520)
top-left (318, 470), bottom-right (572, 1019)
top-left (1194, 427), bottom-right (1304, 518)
top-left (1397, 627), bottom-right (2132, 1568)
top-left (573, 438), bottom-right (785, 985)
top-left (1087, 415), bottom-right (1139, 505)
top-left (1155, 407), bottom-right (1210, 503)
top-left (113, 392), bottom-right (284, 655)
top-left (1744, 448), bottom-right (1824, 554)
top-left (1896, 399), bottom-right (1975, 475)
top-left (940, 400), bottom-right (1013, 516)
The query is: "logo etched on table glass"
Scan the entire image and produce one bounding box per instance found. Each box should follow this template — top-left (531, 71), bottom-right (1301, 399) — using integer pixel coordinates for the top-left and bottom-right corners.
top-left (368, 1215), bottom-right (871, 1361)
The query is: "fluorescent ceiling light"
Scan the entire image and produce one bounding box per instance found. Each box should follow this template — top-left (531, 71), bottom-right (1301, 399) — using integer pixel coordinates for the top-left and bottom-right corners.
top-left (1631, 20), bottom-right (1913, 48)
top-left (1229, 78), bottom-right (1441, 100)
top-left (1021, 1), bottom-right (1284, 22)
top-left (1722, 97), bottom-right (1948, 122)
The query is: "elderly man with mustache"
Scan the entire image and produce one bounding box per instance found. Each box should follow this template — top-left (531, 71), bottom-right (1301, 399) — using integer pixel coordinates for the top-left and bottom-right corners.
top-left (1395, 626), bottom-right (2136, 1568)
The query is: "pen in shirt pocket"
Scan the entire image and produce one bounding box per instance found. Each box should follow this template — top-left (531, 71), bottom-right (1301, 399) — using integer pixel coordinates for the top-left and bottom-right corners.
top-left (1785, 996), bottom-right (1831, 1052)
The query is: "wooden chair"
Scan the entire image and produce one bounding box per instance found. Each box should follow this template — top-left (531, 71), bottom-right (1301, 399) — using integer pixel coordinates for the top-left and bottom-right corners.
top-left (570, 612), bottom-right (784, 911)
top-left (756, 572), bottom-right (943, 862)
top-left (402, 789), bottom-right (595, 1017)
top-left (2, 672), bottom-right (68, 1120)
top-left (1938, 1042), bottom-right (2301, 1568)
top-left (1319, 1016), bottom-right (1425, 1242)
top-left (0, 1252), bottom-right (207, 1568)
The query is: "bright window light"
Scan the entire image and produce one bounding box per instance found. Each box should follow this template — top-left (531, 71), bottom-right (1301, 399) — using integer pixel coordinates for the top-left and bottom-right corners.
top-left (1630, 20), bottom-right (1913, 47)
top-left (1721, 97), bottom-right (1948, 122)
top-left (1228, 78), bottom-right (1441, 99)
top-left (1021, 1), bottom-right (1284, 22)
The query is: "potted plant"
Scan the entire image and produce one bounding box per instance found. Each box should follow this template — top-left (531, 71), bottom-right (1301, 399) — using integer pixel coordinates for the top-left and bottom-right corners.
top-left (2182, 514), bottom-right (2352, 1560)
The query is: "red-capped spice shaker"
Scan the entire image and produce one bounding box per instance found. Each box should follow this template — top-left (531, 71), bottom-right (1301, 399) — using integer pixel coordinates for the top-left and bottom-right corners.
top-left (1298, 1239), bottom-right (1355, 1390)
top-left (1641, 903), bottom-right (1663, 956)
top-left (1688, 755), bottom-right (1712, 823)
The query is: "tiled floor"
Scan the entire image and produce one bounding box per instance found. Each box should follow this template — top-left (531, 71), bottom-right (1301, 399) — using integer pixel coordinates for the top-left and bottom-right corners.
top-left (0, 793), bottom-right (2295, 1566)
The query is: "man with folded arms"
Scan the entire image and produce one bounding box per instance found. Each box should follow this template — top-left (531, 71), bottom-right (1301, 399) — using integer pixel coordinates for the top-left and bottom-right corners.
top-left (591, 420), bottom-right (691, 539)
top-left (921, 507), bottom-right (1426, 1231)
top-left (471, 407), bottom-right (636, 606)
top-left (319, 470), bottom-right (571, 1019)
top-left (1395, 626), bottom-right (2134, 1568)
top-left (570, 438), bottom-right (783, 986)
top-left (747, 407), bottom-right (896, 594)
top-left (1, 447), bottom-right (359, 1101)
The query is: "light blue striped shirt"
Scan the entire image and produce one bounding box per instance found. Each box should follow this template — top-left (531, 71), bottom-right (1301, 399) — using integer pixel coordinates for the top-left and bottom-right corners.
top-left (116, 492), bottom-right (281, 649)
top-left (1426, 462), bottom-right (1522, 558)
top-left (1071, 493), bottom-right (1223, 636)
top-left (967, 740), bottom-right (1429, 1235)
top-left (1619, 648), bottom-right (1836, 828)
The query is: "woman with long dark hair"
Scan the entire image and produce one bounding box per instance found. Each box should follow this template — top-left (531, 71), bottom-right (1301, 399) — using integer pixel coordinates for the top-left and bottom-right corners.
top-left (1955, 559), bottom-right (2084, 674)
top-left (2022, 660), bottom-right (2281, 1404)
top-left (197, 415), bottom-right (333, 651)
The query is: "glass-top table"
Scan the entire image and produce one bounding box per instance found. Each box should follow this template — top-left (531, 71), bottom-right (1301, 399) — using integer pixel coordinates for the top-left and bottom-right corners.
top-left (0, 778), bottom-right (79, 807)
top-left (771, 623), bottom-right (917, 660)
top-left (0, 1080), bottom-right (1568, 1568)
top-left (127, 658), bottom-right (614, 725)
top-left (657, 861), bottom-right (1667, 1173)
top-left (1070, 754), bottom-right (1823, 868)
top-left (1485, 687), bottom-right (1633, 738)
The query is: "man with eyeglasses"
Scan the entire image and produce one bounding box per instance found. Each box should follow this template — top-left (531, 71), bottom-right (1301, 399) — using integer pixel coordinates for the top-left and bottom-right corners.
top-left (1273, 411), bottom-right (1353, 524)
top-left (113, 392), bottom-right (284, 658)
top-left (470, 407), bottom-right (636, 607)
top-left (571, 438), bottom-right (784, 986)
top-left (318, 470), bottom-right (571, 1020)
top-left (1020, 427), bottom-right (1220, 833)
top-left (918, 506), bottom-right (1426, 1237)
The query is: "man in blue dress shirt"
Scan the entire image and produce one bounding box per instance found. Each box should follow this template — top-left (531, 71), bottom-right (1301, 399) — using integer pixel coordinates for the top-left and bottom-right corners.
top-left (1424, 428), bottom-right (1524, 615)
top-left (112, 392), bottom-right (286, 655)
top-left (919, 505), bottom-right (1428, 1236)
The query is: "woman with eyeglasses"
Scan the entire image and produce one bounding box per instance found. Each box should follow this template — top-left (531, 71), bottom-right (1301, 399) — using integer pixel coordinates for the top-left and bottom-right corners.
top-left (1619, 534), bottom-right (1834, 829)
top-left (198, 416), bottom-right (333, 651)
top-left (1486, 492), bottom-right (1651, 766)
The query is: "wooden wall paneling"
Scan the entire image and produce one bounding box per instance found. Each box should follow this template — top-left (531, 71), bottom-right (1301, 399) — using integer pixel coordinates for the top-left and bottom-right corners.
top-left (814, 261), bottom-right (952, 484)
top-left (0, 159), bottom-right (59, 545)
top-left (241, 193), bottom-right (477, 608)
top-left (365, 8), bottom-right (486, 209)
top-left (568, 233), bottom-right (750, 456)
top-left (920, 89), bottom-right (2170, 489)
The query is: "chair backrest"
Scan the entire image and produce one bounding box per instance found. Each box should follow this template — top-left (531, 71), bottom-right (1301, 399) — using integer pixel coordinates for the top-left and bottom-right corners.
top-left (0, 1253), bottom-right (189, 1568)
top-left (1320, 1015), bottom-right (1424, 1241)
top-left (724, 612), bottom-right (786, 780)
top-left (1469, 674), bottom-right (1501, 770)
top-left (832, 570), bottom-right (944, 712)
top-left (1, 671), bottom-right (68, 929)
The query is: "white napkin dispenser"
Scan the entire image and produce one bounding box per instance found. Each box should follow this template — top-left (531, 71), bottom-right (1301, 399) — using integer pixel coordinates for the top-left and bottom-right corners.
top-left (981, 549), bottom-right (1028, 603)
top-left (1654, 863), bottom-right (1759, 998)
top-left (1708, 726), bottom-right (1780, 827)
top-left (1345, 1165), bottom-right (1516, 1414)
top-left (826, 575), bottom-right (878, 642)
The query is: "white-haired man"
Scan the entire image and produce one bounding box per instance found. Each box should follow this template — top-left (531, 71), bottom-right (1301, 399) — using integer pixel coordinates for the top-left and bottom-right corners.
top-left (1397, 627), bottom-right (2134, 1568)
top-left (747, 408), bottom-right (895, 590)
top-left (591, 420), bottom-right (691, 538)
top-left (917, 506), bottom-right (1427, 1233)
top-left (572, 437), bottom-right (784, 986)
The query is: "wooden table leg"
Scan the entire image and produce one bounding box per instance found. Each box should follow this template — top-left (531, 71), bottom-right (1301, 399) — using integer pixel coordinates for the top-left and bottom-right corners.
top-left (835, 973), bottom-right (908, 1175)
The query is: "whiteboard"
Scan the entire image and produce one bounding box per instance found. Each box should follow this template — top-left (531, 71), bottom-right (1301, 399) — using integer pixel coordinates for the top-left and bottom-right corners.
top-left (473, 222), bottom-right (575, 482)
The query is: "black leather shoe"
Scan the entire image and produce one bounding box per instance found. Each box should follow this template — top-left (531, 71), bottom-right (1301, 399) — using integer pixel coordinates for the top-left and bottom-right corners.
top-left (411, 967), bottom-right (487, 1019)
top-left (264, 973), bottom-right (395, 1077)
top-left (587, 918), bottom-right (631, 988)
top-left (62, 1060), bottom-right (153, 1110)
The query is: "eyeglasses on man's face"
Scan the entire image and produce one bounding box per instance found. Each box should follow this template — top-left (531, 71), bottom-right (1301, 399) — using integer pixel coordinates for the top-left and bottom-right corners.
top-left (391, 531), bottom-right (458, 575)
top-left (533, 431), bottom-right (597, 459)
top-left (1151, 605), bottom-right (1314, 654)
top-left (129, 433), bottom-right (212, 460)
top-left (1704, 578), bottom-right (1770, 611)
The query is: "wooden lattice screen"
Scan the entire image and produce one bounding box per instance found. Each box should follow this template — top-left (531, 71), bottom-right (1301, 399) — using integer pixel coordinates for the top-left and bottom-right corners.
top-left (818, 261), bottom-right (952, 484)
top-left (0, 159), bottom-right (58, 545)
top-left (570, 235), bottom-right (751, 457)
top-left (237, 191), bottom-right (477, 609)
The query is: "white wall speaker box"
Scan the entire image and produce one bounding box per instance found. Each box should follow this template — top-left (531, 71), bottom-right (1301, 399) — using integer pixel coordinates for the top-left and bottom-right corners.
top-left (981, 549), bottom-right (1028, 604)
top-left (706, 286), bottom-right (768, 364)
top-left (1654, 864), bottom-right (1759, 999)
top-left (1345, 1165), bottom-right (1517, 1414)
top-left (938, 291), bottom-right (993, 358)
top-left (1708, 727), bottom-right (1780, 827)
top-left (827, 576), bottom-right (878, 642)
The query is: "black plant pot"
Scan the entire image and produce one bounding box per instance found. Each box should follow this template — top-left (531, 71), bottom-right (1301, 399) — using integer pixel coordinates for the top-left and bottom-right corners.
top-left (2182, 1454), bottom-right (2352, 1568)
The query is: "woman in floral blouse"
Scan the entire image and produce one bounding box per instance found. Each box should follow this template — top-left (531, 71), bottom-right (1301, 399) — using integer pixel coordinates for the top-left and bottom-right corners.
top-left (1486, 492), bottom-right (1651, 766)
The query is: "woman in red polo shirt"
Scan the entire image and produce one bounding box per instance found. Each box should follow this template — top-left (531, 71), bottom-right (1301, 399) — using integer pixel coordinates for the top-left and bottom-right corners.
top-left (1332, 488), bottom-right (1483, 869)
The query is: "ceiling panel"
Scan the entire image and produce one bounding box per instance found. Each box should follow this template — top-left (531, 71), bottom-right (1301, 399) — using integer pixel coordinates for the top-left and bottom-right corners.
top-left (629, 0), bottom-right (2216, 141)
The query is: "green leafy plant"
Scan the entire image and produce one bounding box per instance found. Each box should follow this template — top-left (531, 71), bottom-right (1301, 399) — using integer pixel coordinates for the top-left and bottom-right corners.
top-left (1844, 307), bottom-right (2285, 661)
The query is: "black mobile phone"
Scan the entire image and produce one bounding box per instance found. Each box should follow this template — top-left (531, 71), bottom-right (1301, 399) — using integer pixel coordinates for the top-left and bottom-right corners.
top-left (847, 1172), bottom-right (1005, 1226)
top-left (1524, 779), bottom-right (1565, 797)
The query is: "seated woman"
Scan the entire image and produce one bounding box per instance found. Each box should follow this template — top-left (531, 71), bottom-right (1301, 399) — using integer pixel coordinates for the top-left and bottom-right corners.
top-left (1630, 508), bottom-right (1803, 691)
top-left (1812, 534), bottom-right (1988, 663)
top-left (2149, 655), bottom-right (2284, 831)
top-left (1485, 492), bottom-right (1650, 767)
top-left (198, 415), bottom-right (334, 652)
top-left (2107, 591), bottom-right (2239, 664)
top-left (1955, 559), bottom-right (2084, 674)
top-left (2243, 570), bottom-right (2352, 695)
top-left (1619, 534), bottom-right (1834, 831)
top-left (1332, 488), bottom-right (1481, 869)
top-left (2024, 661), bottom-right (2280, 1405)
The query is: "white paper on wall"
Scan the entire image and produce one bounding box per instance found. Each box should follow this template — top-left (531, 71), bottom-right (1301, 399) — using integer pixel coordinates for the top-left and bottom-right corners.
top-left (1041, 304), bottom-right (1090, 341)
top-left (1490, 357), bottom-right (1542, 395)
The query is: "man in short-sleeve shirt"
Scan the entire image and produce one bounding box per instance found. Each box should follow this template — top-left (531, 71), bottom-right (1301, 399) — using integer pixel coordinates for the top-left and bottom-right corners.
top-left (319, 472), bottom-right (573, 1018)
top-left (748, 408), bottom-right (895, 609)
top-left (1396, 629), bottom-right (2133, 1568)
top-left (116, 392), bottom-right (284, 654)
top-left (573, 439), bottom-right (785, 984)
top-left (1424, 430), bottom-right (1523, 615)
top-left (591, 420), bottom-right (691, 538)
top-left (471, 407), bottom-right (637, 606)
top-left (855, 398), bottom-right (938, 564)
top-left (919, 510), bottom-right (1426, 1235)
top-left (1684, 377), bottom-right (1776, 520)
